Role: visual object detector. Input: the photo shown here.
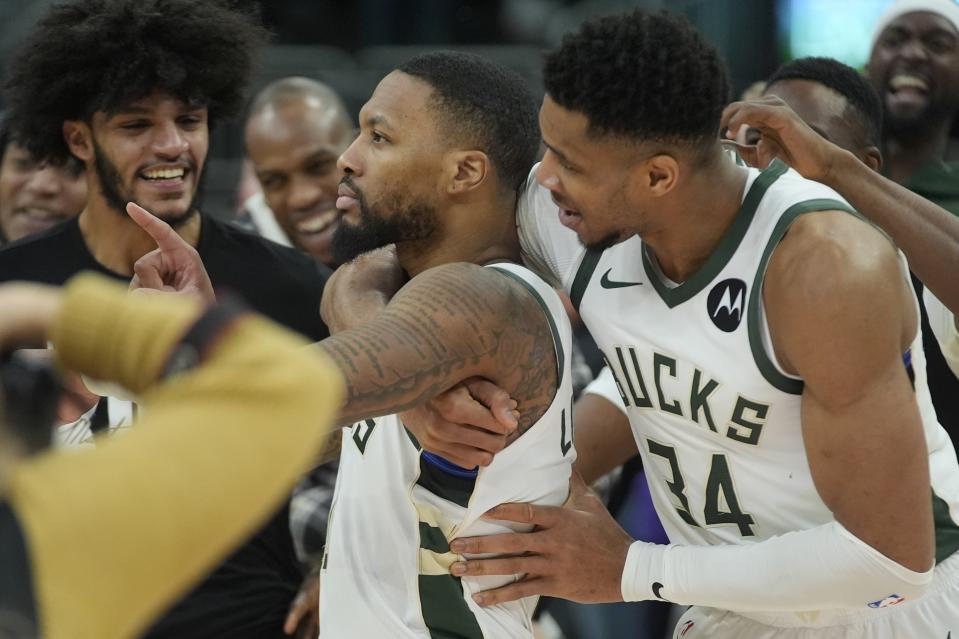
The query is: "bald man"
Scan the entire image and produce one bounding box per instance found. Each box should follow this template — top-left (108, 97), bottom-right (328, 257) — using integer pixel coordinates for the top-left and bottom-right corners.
top-left (244, 77), bottom-right (354, 267)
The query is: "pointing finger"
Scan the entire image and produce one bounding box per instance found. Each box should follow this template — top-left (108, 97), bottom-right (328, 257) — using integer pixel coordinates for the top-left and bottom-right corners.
top-left (126, 202), bottom-right (183, 253)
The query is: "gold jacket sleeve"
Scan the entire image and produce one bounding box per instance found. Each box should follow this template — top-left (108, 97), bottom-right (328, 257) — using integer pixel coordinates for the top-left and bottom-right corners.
top-left (5, 274), bottom-right (343, 639)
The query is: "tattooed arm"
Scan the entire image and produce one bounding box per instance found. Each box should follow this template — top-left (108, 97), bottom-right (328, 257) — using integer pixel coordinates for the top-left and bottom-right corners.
top-left (317, 262), bottom-right (558, 437)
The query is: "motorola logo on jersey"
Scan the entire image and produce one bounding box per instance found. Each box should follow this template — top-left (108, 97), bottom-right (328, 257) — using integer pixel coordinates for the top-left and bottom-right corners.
top-left (706, 278), bottom-right (747, 332)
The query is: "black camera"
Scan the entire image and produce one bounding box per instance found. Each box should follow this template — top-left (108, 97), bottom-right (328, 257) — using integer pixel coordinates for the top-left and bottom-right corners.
top-left (0, 351), bottom-right (63, 454)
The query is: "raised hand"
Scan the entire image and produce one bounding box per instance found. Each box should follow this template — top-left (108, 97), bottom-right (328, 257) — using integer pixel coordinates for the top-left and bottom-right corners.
top-left (126, 202), bottom-right (215, 303)
top-left (721, 96), bottom-right (847, 182)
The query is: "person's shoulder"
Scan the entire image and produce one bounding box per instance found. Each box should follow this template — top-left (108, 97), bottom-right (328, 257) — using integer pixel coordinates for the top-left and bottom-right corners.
top-left (763, 163), bottom-right (853, 214)
top-left (516, 163), bottom-right (587, 287)
top-left (769, 210), bottom-right (899, 306)
top-left (411, 262), bottom-right (567, 330)
top-left (517, 164), bottom-right (561, 222)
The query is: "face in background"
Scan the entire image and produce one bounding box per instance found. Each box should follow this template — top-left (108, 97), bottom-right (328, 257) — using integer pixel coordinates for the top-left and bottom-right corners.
top-left (867, 11), bottom-right (959, 135)
top-left (65, 92), bottom-right (209, 227)
top-left (246, 96), bottom-right (353, 266)
top-left (0, 143), bottom-right (87, 243)
top-left (332, 71), bottom-right (446, 264)
top-left (536, 94), bottom-right (648, 251)
top-left (763, 79), bottom-right (881, 171)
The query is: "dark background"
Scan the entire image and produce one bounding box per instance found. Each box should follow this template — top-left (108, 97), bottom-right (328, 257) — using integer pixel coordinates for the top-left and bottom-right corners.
top-left (0, 0), bottom-right (848, 220)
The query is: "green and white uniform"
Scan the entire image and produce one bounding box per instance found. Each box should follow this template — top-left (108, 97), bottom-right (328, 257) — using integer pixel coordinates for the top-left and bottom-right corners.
top-left (518, 159), bottom-right (959, 636)
top-left (319, 263), bottom-right (575, 638)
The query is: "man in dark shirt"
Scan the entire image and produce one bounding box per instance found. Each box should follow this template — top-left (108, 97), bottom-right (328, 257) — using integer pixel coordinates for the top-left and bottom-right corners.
top-left (0, 1), bottom-right (329, 637)
top-left (866, 0), bottom-right (959, 448)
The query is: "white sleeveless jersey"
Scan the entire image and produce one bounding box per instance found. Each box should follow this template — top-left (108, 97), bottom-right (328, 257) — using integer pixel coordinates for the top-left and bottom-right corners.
top-left (518, 159), bottom-right (959, 581)
top-left (320, 262), bottom-right (576, 639)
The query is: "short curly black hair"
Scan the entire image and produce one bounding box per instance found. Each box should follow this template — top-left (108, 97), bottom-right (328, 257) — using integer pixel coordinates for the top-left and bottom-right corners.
top-left (544, 9), bottom-right (730, 148)
top-left (3, 0), bottom-right (269, 165)
top-left (398, 51), bottom-right (539, 196)
top-left (765, 57), bottom-right (883, 149)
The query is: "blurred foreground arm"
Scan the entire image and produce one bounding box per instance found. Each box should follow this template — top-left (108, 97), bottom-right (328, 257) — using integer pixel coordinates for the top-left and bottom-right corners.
top-left (4, 274), bottom-right (343, 639)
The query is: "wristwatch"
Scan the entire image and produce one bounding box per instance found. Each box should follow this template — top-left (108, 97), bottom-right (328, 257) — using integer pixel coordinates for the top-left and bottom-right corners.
top-left (161, 300), bottom-right (248, 379)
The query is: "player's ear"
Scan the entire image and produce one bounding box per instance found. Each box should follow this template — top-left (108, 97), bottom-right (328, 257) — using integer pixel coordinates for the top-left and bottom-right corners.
top-left (63, 120), bottom-right (94, 163)
top-left (447, 150), bottom-right (489, 195)
top-left (643, 152), bottom-right (680, 197)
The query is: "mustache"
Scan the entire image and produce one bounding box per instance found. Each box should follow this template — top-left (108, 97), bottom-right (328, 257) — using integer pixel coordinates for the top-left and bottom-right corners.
top-left (340, 175), bottom-right (363, 199)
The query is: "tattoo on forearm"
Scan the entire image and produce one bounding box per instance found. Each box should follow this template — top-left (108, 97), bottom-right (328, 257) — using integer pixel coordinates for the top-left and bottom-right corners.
top-left (319, 264), bottom-right (559, 435)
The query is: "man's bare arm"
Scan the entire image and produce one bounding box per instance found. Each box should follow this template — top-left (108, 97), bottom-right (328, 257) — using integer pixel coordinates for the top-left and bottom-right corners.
top-left (818, 151), bottom-right (959, 317)
top-left (317, 262), bottom-right (558, 431)
top-left (766, 211), bottom-right (933, 572)
top-left (573, 391), bottom-right (636, 485)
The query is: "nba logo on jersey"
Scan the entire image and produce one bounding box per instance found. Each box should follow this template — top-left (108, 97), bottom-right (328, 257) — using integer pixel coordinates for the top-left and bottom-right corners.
top-left (706, 278), bottom-right (746, 332)
top-left (867, 594), bottom-right (905, 609)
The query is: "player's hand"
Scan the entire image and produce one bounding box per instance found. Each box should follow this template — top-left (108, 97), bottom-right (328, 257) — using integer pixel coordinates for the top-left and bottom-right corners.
top-left (400, 378), bottom-right (519, 468)
top-left (448, 472), bottom-right (633, 605)
top-left (720, 96), bottom-right (844, 183)
top-left (283, 568), bottom-right (320, 638)
top-left (321, 245), bottom-right (404, 334)
top-left (126, 202), bottom-right (215, 303)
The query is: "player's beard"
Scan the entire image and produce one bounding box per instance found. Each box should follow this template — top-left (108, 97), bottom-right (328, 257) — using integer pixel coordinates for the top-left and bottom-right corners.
top-left (331, 177), bottom-right (439, 264)
top-left (92, 139), bottom-right (203, 229)
top-left (581, 231), bottom-right (623, 252)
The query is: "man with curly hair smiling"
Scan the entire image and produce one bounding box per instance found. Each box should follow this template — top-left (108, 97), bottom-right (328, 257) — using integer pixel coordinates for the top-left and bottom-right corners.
top-left (0, 2), bottom-right (334, 638)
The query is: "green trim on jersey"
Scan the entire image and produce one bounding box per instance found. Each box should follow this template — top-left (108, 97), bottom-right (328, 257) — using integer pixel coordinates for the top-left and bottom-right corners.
top-left (416, 459), bottom-right (476, 508)
top-left (642, 160), bottom-right (789, 308)
top-left (419, 521), bottom-right (450, 554)
top-left (405, 426), bottom-right (422, 451)
top-left (418, 575), bottom-right (484, 639)
top-left (934, 492), bottom-right (959, 563)
top-left (488, 265), bottom-right (566, 390)
top-left (569, 249), bottom-right (603, 313)
top-left (746, 198), bottom-right (856, 394)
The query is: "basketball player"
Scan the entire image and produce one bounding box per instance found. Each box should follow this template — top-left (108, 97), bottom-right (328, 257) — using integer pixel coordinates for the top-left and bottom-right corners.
top-left (433, 10), bottom-right (959, 638)
top-left (129, 51), bottom-right (575, 638)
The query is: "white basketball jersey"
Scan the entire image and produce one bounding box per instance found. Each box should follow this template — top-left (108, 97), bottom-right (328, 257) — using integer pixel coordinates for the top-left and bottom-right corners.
top-left (518, 159), bottom-right (959, 569)
top-left (320, 262), bottom-right (576, 638)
